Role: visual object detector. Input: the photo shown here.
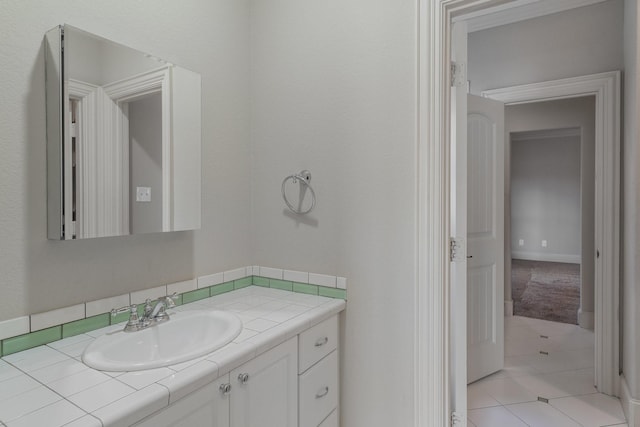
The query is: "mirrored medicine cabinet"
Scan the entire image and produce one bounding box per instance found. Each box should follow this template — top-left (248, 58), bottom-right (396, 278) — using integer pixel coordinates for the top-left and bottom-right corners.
top-left (45, 25), bottom-right (202, 240)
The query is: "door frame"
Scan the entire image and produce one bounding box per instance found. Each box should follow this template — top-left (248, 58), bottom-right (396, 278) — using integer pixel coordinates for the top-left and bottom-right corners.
top-left (415, 1), bottom-right (620, 425)
top-left (482, 71), bottom-right (621, 396)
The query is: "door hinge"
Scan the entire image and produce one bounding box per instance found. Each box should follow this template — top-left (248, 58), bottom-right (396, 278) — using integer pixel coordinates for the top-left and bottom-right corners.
top-left (451, 411), bottom-right (463, 426)
top-left (450, 237), bottom-right (465, 262)
top-left (451, 61), bottom-right (467, 87)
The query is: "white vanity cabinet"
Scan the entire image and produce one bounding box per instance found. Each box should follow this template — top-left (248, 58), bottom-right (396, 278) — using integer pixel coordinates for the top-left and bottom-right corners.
top-left (133, 315), bottom-right (340, 427)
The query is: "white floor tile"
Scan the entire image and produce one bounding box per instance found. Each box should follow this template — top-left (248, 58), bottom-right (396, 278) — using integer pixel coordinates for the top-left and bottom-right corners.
top-left (507, 401), bottom-right (582, 426)
top-left (538, 368), bottom-right (597, 398)
top-left (467, 382), bottom-right (501, 409)
top-left (468, 406), bottom-right (528, 427)
top-left (468, 316), bottom-right (627, 427)
top-left (550, 394), bottom-right (627, 427)
top-left (476, 376), bottom-right (539, 405)
top-left (499, 354), bottom-right (544, 378)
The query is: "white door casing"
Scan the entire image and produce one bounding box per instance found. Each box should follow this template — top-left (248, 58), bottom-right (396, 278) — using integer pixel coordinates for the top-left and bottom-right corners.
top-left (466, 94), bottom-right (505, 384)
top-left (416, 1), bottom-right (620, 426)
top-left (482, 71), bottom-right (620, 396)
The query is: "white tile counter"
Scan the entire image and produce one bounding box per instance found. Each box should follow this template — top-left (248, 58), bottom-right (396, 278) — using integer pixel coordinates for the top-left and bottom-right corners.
top-left (0, 286), bottom-right (345, 427)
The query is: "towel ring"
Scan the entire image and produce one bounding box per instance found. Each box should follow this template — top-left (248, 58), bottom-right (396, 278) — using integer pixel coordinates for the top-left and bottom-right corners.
top-left (281, 170), bottom-right (316, 215)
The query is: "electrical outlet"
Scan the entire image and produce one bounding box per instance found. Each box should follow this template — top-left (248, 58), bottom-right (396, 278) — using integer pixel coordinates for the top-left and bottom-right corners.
top-left (136, 187), bottom-right (151, 202)
top-left (518, 239), bottom-right (524, 246)
top-left (542, 240), bottom-right (548, 248)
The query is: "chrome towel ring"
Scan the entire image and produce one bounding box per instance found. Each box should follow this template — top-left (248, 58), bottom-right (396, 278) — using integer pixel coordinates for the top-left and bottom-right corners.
top-left (281, 170), bottom-right (316, 215)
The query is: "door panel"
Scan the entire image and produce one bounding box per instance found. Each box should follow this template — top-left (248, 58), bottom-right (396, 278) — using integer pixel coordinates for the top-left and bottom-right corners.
top-left (467, 94), bottom-right (505, 384)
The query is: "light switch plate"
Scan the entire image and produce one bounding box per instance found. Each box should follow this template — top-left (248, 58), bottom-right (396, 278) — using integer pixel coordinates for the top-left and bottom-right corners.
top-left (136, 187), bottom-right (151, 202)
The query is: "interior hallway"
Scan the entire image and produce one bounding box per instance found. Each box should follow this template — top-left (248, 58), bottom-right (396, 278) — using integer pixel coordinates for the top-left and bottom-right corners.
top-left (467, 316), bottom-right (626, 426)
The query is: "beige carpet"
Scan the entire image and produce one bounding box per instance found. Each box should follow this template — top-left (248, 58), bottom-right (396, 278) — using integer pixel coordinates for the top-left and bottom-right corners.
top-left (511, 259), bottom-right (580, 325)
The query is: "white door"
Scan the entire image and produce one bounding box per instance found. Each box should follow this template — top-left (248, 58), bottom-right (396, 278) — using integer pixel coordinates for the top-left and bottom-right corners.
top-left (467, 94), bottom-right (505, 384)
top-left (230, 337), bottom-right (298, 427)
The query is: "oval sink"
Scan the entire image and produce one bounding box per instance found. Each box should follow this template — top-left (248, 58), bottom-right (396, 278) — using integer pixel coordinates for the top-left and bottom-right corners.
top-left (82, 310), bottom-right (242, 371)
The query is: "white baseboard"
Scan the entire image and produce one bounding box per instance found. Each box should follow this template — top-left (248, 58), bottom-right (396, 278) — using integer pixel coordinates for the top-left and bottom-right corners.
top-left (512, 251), bottom-right (580, 264)
top-left (620, 374), bottom-right (640, 426)
top-left (505, 300), bottom-right (514, 316)
top-left (578, 309), bottom-right (594, 330)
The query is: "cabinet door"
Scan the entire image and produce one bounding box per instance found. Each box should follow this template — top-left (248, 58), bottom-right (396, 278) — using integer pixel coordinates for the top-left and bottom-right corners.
top-left (134, 374), bottom-right (230, 427)
top-left (231, 337), bottom-right (298, 427)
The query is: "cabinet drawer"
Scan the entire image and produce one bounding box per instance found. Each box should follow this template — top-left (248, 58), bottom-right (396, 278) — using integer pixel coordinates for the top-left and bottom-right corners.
top-left (318, 409), bottom-right (338, 427)
top-left (299, 315), bottom-right (338, 373)
top-left (299, 350), bottom-right (338, 427)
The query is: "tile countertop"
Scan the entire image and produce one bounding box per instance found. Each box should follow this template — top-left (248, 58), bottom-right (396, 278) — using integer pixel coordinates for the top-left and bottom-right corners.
top-left (0, 286), bottom-right (346, 427)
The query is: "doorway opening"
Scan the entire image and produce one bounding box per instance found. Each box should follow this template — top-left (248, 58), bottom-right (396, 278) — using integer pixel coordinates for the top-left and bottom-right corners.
top-left (415, 2), bottom-right (622, 425)
top-left (506, 95), bottom-right (596, 330)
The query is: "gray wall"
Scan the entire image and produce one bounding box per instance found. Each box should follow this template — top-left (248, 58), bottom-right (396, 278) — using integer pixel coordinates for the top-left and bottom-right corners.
top-left (249, 0), bottom-right (417, 425)
top-left (0, 0), bottom-right (251, 319)
top-left (129, 94), bottom-right (163, 235)
top-left (510, 132), bottom-right (581, 262)
top-left (468, 0), bottom-right (624, 94)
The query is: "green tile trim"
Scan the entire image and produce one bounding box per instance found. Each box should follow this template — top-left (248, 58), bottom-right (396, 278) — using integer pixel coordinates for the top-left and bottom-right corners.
top-left (270, 279), bottom-right (293, 292)
top-left (63, 314), bottom-right (110, 338)
top-left (234, 277), bottom-right (252, 289)
top-left (252, 276), bottom-right (270, 287)
top-left (211, 281), bottom-right (235, 296)
top-left (182, 288), bottom-right (211, 304)
top-left (111, 311), bottom-right (130, 325)
top-left (0, 270), bottom-right (345, 353)
top-left (293, 282), bottom-right (318, 295)
top-left (2, 326), bottom-right (62, 356)
top-left (318, 287), bottom-right (347, 300)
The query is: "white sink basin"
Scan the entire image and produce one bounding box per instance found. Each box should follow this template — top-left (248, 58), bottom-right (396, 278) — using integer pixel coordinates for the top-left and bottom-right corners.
top-left (82, 310), bottom-right (242, 371)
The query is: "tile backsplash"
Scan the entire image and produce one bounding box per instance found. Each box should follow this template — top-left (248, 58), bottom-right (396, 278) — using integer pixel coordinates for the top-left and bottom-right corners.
top-left (0, 266), bottom-right (347, 357)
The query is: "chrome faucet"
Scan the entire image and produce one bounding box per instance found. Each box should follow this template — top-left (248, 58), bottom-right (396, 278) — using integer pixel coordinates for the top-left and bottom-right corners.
top-left (111, 293), bottom-right (178, 332)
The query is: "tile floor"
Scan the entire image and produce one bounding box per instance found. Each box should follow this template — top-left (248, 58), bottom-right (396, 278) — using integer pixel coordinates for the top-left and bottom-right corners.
top-left (467, 315), bottom-right (627, 427)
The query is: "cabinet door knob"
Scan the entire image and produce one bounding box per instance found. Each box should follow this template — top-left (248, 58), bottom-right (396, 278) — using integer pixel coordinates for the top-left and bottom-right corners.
top-left (219, 383), bottom-right (232, 395)
top-left (315, 386), bottom-right (329, 399)
top-left (315, 337), bottom-right (329, 347)
top-left (238, 373), bottom-right (250, 384)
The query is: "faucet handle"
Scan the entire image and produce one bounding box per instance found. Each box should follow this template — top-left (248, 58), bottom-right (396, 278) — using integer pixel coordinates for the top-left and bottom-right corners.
top-left (110, 304), bottom-right (137, 317)
top-left (110, 304), bottom-right (141, 332)
top-left (163, 292), bottom-right (178, 308)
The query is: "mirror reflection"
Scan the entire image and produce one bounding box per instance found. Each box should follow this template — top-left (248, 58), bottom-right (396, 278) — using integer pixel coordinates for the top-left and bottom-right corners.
top-left (45, 25), bottom-right (201, 240)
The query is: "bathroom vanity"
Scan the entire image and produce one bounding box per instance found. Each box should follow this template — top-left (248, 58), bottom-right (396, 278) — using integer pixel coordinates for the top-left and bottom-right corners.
top-left (134, 316), bottom-right (338, 427)
top-left (0, 287), bottom-right (344, 427)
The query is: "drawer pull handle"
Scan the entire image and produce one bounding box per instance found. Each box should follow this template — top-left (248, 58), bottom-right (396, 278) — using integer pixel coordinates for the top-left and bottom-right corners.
top-left (316, 386), bottom-right (329, 399)
top-left (238, 373), bottom-right (250, 384)
top-left (219, 383), bottom-right (232, 395)
top-left (315, 337), bottom-right (329, 347)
